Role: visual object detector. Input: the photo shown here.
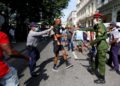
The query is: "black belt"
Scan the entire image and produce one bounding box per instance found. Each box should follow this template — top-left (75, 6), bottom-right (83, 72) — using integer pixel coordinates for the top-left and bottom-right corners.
top-left (26, 45), bottom-right (36, 50)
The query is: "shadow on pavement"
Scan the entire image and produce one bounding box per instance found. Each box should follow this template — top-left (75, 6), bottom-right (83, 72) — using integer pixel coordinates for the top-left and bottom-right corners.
top-left (6, 39), bottom-right (52, 85)
top-left (24, 54), bottom-right (71, 86)
top-left (24, 57), bottom-right (54, 86)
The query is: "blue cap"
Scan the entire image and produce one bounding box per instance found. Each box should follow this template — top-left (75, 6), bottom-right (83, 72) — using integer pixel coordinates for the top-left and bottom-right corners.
top-left (110, 22), bottom-right (116, 26)
top-left (30, 22), bottom-right (37, 27)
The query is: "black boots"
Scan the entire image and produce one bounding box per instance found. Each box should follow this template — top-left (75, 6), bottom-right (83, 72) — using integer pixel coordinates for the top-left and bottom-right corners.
top-left (87, 67), bottom-right (95, 75)
top-left (94, 75), bottom-right (105, 84)
top-left (116, 70), bottom-right (120, 75)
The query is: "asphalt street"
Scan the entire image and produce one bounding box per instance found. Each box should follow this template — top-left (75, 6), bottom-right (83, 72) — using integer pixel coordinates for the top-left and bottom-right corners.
top-left (8, 40), bottom-right (120, 86)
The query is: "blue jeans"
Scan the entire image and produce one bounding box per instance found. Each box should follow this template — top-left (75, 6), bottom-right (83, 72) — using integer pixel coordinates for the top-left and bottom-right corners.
top-left (0, 67), bottom-right (19, 86)
top-left (111, 43), bottom-right (120, 71)
top-left (26, 46), bottom-right (39, 76)
top-left (68, 39), bottom-right (74, 51)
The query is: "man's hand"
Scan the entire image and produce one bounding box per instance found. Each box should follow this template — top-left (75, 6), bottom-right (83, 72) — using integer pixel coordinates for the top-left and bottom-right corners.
top-left (57, 41), bottom-right (61, 45)
top-left (85, 42), bottom-right (91, 49)
top-left (23, 55), bottom-right (30, 61)
top-left (50, 26), bottom-right (54, 30)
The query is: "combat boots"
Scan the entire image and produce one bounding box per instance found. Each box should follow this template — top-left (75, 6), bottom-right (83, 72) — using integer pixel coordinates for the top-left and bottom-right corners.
top-left (87, 66), bottom-right (95, 75)
top-left (94, 75), bottom-right (105, 84)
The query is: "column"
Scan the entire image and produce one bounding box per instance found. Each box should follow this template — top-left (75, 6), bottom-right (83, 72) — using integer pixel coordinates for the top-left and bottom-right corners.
top-left (112, 8), bottom-right (117, 22)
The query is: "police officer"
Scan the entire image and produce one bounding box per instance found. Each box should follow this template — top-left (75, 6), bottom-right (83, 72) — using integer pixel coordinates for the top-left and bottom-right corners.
top-left (26, 22), bottom-right (53, 77)
top-left (109, 22), bottom-right (120, 75)
top-left (80, 11), bottom-right (109, 84)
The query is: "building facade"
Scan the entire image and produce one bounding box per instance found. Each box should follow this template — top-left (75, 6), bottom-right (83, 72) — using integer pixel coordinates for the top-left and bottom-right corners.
top-left (76, 0), bottom-right (97, 27)
top-left (67, 10), bottom-right (77, 26)
top-left (98, 0), bottom-right (120, 23)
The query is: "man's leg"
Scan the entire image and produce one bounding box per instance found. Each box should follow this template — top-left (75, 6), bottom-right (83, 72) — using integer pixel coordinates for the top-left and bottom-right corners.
top-left (111, 44), bottom-right (120, 74)
top-left (67, 39), bottom-right (70, 51)
top-left (34, 47), bottom-right (40, 61)
top-left (62, 49), bottom-right (67, 60)
top-left (53, 52), bottom-right (59, 70)
top-left (62, 48), bottom-right (73, 68)
top-left (107, 51), bottom-right (113, 69)
top-left (27, 48), bottom-right (37, 77)
top-left (29, 53), bottom-right (37, 77)
top-left (87, 53), bottom-right (98, 75)
top-left (94, 50), bottom-right (107, 84)
top-left (0, 67), bottom-right (19, 86)
top-left (53, 44), bottom-right (59, 71)
top-left (71, 40), bottom-right (74, 51)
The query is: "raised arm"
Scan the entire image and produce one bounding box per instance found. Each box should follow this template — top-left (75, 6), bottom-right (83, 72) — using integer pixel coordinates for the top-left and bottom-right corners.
top-left (78, 27), bottom-right (95, 32)
top-left (90, 34), bottom-right (108, 46)
top-left (31, 26), bottom-right (53, 36)
top-left (90, 24), bottom-right (108, 45)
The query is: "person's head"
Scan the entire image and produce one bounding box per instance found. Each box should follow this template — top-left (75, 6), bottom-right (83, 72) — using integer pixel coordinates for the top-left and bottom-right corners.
top-left (54, 18), bottom-right (61, 26)
top-left (109, 22), bottom-right (116, 29)
top-left (77, 24), bottom-right (81, 28)
top-left (30, 22), bottom-right (39, 32)
top-left (73, 25), bottom-right (75, 28)
top-left (0, 15), bottom-right (5, 30)
top-left (93, 11), bottom-right (103, 25)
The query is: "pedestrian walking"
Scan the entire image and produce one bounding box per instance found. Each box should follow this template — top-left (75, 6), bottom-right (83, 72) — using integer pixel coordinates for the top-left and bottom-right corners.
top-left (67, 26), bottom-right (74, 51)
top-left (26, 22), bottom-right (53, 77)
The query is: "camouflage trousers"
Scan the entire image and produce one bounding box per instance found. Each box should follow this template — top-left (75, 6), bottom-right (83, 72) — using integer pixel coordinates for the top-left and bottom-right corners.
top-left (91, 49), bottom-right (107, 76)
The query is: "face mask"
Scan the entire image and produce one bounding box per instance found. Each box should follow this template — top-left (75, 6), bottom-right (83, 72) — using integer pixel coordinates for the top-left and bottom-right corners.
top-left (93, 19), bottom-right (99, 25)
top-left (34, 27), bottom-right (39, 32)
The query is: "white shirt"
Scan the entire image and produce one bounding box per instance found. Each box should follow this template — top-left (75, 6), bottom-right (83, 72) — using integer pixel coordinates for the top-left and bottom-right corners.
top-left (74, 30), bottom-right (83, 40)
top-left (26, 28), bottom-right (51, 47)
top-left (111, 27), bottom-right (120, 43)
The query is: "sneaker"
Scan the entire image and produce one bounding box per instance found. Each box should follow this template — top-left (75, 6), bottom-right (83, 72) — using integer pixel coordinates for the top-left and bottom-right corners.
top-left (66, 63), bottom-right (73, 69)
top-left (52, 66), bottom-right (58, 72)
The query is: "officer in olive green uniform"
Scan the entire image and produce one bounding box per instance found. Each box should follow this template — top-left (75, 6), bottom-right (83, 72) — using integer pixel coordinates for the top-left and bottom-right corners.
top-left (80, 11), bottom-right (109, 84)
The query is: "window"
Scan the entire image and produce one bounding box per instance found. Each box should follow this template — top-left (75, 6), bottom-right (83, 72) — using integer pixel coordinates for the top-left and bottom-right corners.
top-left (117, 11), bottom-right (120, 22)
top-left (101, 0), bottom-right (105, 3)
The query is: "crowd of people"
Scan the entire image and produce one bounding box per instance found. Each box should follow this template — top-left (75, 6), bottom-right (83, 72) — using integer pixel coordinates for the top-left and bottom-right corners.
top-left (0, 10), bottom-right (120, 86)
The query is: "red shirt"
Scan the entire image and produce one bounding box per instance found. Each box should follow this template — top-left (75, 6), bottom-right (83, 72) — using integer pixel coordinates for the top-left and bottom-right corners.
top-left (0, 31), bottom-right (10, 78)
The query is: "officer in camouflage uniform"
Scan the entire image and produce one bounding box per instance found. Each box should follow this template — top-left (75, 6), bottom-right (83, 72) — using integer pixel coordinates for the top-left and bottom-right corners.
top-left (80, 11), bottom-right (109, 84)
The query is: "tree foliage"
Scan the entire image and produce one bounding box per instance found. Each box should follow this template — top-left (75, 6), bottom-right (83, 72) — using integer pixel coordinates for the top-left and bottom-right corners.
top-left (0, 0), bottom-right (70, 23)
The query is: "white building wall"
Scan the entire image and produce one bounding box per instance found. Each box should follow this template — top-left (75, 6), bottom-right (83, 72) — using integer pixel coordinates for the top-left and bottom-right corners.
top-left (98, 0), bottom-right (120, 22)
top-left (76, 0), bottom-right (97, 26)
top-left (67, 11), bottom-right (77, 26)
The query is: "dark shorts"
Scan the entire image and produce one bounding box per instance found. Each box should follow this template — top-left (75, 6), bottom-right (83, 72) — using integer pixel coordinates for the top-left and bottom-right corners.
top-left (53, 42), bottom-right (64, 54)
